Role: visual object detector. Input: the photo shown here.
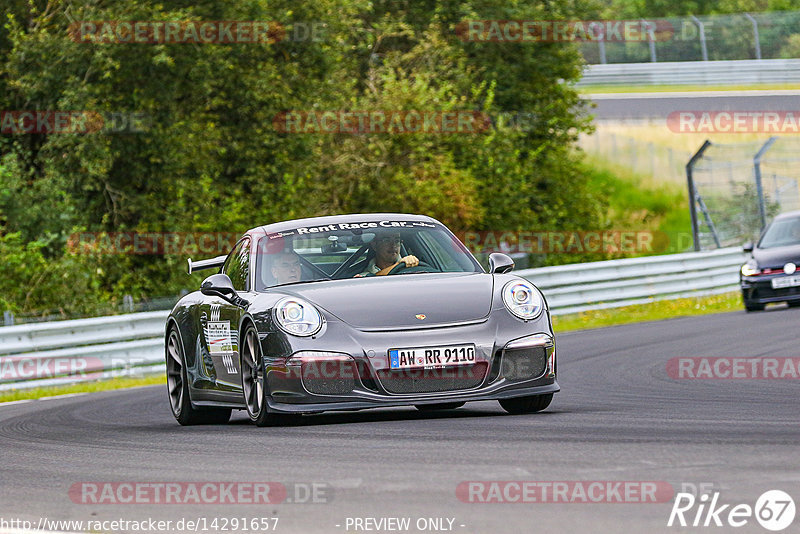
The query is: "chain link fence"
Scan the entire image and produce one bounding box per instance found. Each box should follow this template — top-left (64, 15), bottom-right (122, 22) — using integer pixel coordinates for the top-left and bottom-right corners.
top-left (580, 10), bottom-right (800, 64)
top-left (579, 130), bottom-right (692, 184)
top-left (687, 138), bottom-right (800, 250)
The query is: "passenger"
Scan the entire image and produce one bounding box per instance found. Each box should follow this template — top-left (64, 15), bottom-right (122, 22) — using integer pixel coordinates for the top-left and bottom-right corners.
top-left (271, 251), bottom-right (302, 285)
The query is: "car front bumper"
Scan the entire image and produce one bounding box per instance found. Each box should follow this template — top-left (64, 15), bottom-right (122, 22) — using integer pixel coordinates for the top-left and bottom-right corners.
top-left (741, 274), bottom-right (800, 304)
top-left (260, 309), bottom-right (558, 414)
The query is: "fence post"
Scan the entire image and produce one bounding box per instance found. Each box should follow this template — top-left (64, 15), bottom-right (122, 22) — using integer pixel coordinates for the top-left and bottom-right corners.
top-left (123, 294), bottom-right (134, 313)
top-left (690, 15), bottom-right (708, 61)
top-left (753, 137), bottom-right (777, 231)
top-left (642, 19), bottom-right (657, 62)
top-left (687, 140), bottom-right (712, 251)
top-left (3, 311), bottom-right (14, 326)
top-left (744, 13), bottom-right (761, 60)
top-left (589, 22), bottom-right (606, 64)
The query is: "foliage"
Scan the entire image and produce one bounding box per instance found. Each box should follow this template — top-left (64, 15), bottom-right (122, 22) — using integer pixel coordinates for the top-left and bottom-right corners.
top-left (0, 0), bottom-right (679, 317)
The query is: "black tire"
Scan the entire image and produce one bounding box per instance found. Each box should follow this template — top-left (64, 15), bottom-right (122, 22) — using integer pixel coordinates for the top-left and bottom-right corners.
top-left (415, 402), bottom-right (466, 411)
top-left (744, 302), bottom-right (765, 312)
top-left (787, 301), bottom-right (800, 308)
top-left (499, 393), bottom-right (553, 415)
top-left (166, 327), bottom-right (231, 425)
top-left (240, 323), bottom-right (293, 427)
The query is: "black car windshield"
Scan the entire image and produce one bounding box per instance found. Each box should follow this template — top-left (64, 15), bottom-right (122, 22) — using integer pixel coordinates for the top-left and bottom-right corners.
top-left (253, 220), bottom-right (482, 290)
top-left (758, 216), bottom-right (800, 249)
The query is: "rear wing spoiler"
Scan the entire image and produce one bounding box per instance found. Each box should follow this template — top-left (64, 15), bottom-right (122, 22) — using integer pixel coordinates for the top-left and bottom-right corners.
top-left (187, 255), bottom-right (227, 274)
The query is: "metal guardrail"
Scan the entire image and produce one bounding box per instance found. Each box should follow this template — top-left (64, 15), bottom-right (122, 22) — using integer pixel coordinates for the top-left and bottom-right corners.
top-left (0, 248), bottom-right (746, 390)
top-left (577, 59), bottom-right (800, 86)
top-left (519, 247), bottom-right (744, 315)
top-left (0, 311), bottom-right (168, 391)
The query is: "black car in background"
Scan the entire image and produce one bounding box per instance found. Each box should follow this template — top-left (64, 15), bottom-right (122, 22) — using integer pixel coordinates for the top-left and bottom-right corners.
top-left (740, 210), bottom-right (800, 311)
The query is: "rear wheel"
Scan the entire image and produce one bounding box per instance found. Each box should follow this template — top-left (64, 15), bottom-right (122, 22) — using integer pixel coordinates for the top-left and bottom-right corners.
top-left (241, 324), bottom-right (293, 427)
top-left (415, 402), bottom-right (465, 411)
top-left (166, 328), bottom-right (231, 425)
top-left (499, 394), bottom-right (553, 415)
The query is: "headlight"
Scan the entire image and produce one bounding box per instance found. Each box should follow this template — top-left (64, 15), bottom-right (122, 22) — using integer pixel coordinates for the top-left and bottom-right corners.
top-left (741, 262), bottom-right (760, 276)
top-left (502, 280), bottom-right (545, 320)
top-left (274, 297), bottom-right (323, 336)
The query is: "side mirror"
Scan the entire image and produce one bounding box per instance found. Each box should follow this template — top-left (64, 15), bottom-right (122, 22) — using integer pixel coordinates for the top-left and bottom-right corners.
top-left (743, 242), bottom-right (754, 253)
top-left (201, 274), bottom-right (248, 306)
top-left (489, 252), bottom-right (515, 274)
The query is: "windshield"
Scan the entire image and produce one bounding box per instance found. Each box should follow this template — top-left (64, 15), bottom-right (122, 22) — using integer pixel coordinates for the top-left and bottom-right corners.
top-left (758, 217), bottom-right (800, 249)
top-left (253, 219), bottom-right (482, 290)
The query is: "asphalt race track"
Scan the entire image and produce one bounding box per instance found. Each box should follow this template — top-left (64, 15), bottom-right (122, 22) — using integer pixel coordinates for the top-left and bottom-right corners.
top-left (585, 89), bottom-right (800, 120)
top-left (1, 307), bottom-right (799, 533)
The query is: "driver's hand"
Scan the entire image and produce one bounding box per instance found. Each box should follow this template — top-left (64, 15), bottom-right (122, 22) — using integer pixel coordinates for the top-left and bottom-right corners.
top-left (401, 255), bottom-right (419, 267)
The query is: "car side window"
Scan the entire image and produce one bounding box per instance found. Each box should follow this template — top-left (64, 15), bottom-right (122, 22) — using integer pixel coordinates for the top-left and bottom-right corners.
top-left (223, 238), bottom-right (250, 291)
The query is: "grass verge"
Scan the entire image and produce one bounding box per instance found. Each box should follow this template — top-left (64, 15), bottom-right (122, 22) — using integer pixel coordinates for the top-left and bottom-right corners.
top-left (552, 291), bottom-right (742, 333)
top-left (0, 374), bottom-right (164, 403)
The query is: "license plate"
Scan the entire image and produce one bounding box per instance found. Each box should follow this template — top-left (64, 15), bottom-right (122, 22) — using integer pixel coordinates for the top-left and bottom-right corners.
top-left (771, 275), bottom-right (800, 289)
top-left (389, 344), bottom-right (476, 370)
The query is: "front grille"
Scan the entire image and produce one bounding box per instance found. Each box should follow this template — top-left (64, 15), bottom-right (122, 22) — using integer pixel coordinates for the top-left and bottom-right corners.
top-left (752, 284), bottom-right (800, 299)
top-left (301, 361), bottom-right (356, 396)
top-left (501, 347), bottom-right (547, 381)
top-left (376, 362), bottom-right (488, 394)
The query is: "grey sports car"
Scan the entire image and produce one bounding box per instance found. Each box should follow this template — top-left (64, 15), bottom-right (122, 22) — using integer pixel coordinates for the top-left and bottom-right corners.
top-left (165, 213), bottom-right (558, 426)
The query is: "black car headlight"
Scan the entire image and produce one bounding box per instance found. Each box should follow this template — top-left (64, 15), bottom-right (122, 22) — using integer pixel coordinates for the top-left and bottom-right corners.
top-left (741, 261), bottom-right (760, 277)
top-left (502, 280), bottom-right (545, 320)
top-left (274, 297), bottom-right (323, 336)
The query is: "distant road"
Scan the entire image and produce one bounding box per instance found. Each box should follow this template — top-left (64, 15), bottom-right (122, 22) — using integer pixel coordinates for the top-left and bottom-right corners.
top-left (584, 89), bottom-right (800, 120)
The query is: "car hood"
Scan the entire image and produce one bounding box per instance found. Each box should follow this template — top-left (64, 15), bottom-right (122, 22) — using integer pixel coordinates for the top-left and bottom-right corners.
top-left (282, 272), bottom-right (494, 329)
top-left (753, 244), bottom-right (800, 269)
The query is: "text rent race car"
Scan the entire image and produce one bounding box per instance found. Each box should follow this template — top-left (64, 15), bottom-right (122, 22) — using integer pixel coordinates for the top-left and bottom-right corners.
top-left (165, 214), bottom-right (558, 426)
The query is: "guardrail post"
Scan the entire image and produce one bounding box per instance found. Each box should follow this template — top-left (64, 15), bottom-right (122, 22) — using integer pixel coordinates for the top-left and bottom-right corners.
top-left (687, 140), bottom-right (712, 251)
top-left (753, 137), bottom-right (777, 231)
top-left (690, 15), bottom-right (708, 61)
top-left (3, 311), bottom-right (13, 326)
top-left (744, 13), bottom-right (761, 60)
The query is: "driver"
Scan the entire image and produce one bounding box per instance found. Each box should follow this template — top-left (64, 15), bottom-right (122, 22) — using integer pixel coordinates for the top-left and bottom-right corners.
top-left (357, 231), bottom-right (419, 276)
top-left (271, 251), bottom-right (302, 285)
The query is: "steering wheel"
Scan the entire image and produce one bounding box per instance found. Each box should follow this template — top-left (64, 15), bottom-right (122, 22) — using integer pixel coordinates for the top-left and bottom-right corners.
top-left (387, 260), bottom-right (434, 275)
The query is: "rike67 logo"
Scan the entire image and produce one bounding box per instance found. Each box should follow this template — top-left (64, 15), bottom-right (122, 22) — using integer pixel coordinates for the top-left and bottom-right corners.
top-left (668, 490), bottom-right (795, 531)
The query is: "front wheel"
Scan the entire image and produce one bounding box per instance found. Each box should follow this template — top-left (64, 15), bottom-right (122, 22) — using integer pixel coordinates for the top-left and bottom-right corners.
top-left (744, 302), bottom-right (765, 312)
top-left (166, 328), bottom-right (231, 425)
top-left (241, 324), bottom-right (293, 427)
top-left (499, 394), bottom-right (553, 415)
